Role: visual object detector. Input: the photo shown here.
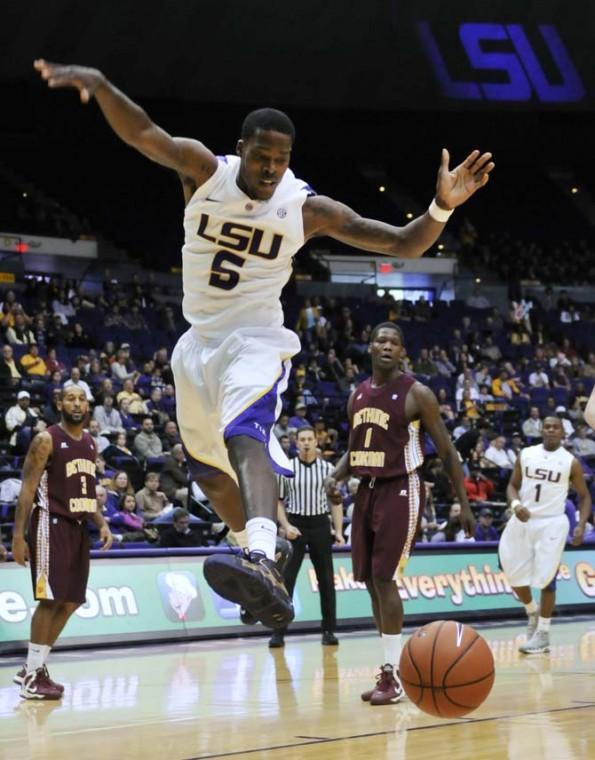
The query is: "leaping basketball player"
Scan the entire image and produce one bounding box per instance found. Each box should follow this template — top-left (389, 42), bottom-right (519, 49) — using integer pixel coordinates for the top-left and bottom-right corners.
top-left (500, 416), bottom-right (591, 654)
top-left (326, 322), bottom-right (475, 705)
top-left (34, 59), bottom-right (493, 629)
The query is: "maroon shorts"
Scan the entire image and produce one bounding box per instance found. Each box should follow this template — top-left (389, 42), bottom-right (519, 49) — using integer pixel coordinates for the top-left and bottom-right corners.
top-left (351, 472), bottom-right (424, 582)
top-left (28, 509), bottom-right (90, 604)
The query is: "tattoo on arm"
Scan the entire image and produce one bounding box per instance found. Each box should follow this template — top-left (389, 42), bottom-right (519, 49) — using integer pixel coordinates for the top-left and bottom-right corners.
top-left (14, 433), bottom-right (52, 535)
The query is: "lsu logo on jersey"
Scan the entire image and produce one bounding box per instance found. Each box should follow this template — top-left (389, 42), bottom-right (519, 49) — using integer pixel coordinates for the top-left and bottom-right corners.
top-left (196, 213), bottom-right (284, 290)
top-left (523, 466), bottom-right (562, 483)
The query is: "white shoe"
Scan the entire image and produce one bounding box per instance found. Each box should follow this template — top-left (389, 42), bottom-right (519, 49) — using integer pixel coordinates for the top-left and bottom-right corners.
top-left (519, 629), bottom-right (550, 654)
top-left (526, 611), bottom-right (539, 640)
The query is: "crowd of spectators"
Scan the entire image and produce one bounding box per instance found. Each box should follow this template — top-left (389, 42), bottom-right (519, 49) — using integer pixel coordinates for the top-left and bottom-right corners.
top-left (0, 274), bottom-right (594, 557)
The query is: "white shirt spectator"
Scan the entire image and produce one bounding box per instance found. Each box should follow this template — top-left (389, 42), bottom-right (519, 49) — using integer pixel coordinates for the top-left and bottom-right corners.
top-left (528, 370), bottom-right (550, 388)
top-left (485, 443), bottom-right (516, 469)
top-left (93, 405), bottom-right (123, 434)
top-left (573, 436), bottom-right (595, 458)
top-left (522, 417), bottom-right (543, 439)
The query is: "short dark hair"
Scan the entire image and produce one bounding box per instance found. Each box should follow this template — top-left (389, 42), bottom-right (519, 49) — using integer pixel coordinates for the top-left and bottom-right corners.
top-left (173, 507), bottom-right (190, 523)
top-left (297, 425), bottom-right (315, 438)
top-left (370, 322), bottom-right (404, 344)
top-left (241, 108), bottom-right (296, 142)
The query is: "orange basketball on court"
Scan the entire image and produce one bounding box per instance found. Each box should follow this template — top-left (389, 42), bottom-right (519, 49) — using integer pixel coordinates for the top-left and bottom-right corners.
top-left (400, 620), bottom-right (495, 718)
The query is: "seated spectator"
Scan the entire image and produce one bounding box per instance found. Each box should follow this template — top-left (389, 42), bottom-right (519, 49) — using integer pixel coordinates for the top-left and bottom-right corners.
top-left (45, 347), bottom-right (66, 376)
top-left (435, 349), bottom-right (456, 378)
top-left (453, 417), bottom-right (471, 440)
top-left (485, 436), bottom-right (516, 469)
top-left (288, 402), bottom-right (310, 429)
top-left (95, 454), bottom-right (115, 487)
top-left (460, 389), bottom-right (481, 420)
top-left (414, 348), bottom-right (438, 377)
top-left (0, 344), bottom-right (22, 384)
top-left (103, 431), bottom-right (139, 467)
top-left (437, 388), bottom-right (456, 421)
top-left (87, 357), bottom-right (107, 389)
top-left (6, 312), bottom-right (35, 345)
top-left (555, 406), bottom-right (575, 440)
top-left (20, 343), bottom-right (48, 376)
top-left (94, 483), bottom-right (120, 534)
top-left (279, 433), bottom-right (292, 458)
top-left (135, 472), bottom-right (169, 521)
top-left (474, 508), bottom-right (499, 541)
top-left (117, 377), bottom-right (147, 414)
top-left (162, 420), bottom-right (182, 451)
top-left (5, 390), bottom-right (39, 448)
top-left (134, 416), bottom-right (163, 461)
top-left (431, 503), bottom-right (474, 543)
top-left (572, 425), bottom-right (595, 458)
top-left (159, 508), bottom-right (203, 548)
top-left (468, 439), bottom-right (492, 469)
top-left (111, 348), bottom-right (137, 382)
top-left (93, 394), bottom-right (123, 434)
top-left (160, 444), bottom-right (189, 507)
top-left (528, 364), bottom-right (550, 389)
top-left (522, 406), bottom-right (543, 440)
top-left (274, 413), bottom-right (291, 440)
top-left (146, 387), bottom-right (170, 425)
top-left (118, 397), bottom-right (138, 432)
top-left (95, 377), bottom-right (115, 406)
top-left (474, 363), bottom-right (492, 388)
top-left (63, 366), bottom-right (94, 402)
top-left (66, 322), bottom-right (94, 349)
top-left (41, 388), bottom-right (62, 426)
top-left (480, 336), bottom-right (502, 362)
top-left (107, 470), bottom-right (135, 510)
top-left (552, 366), bottom-right (571, 392)
top-left (109, 493), bottom-right (146, 541)
top-left (466, 284), bottom-right (491, 309)
top-left (87, 418), bottom-right (110, 454)
top-left (464, 469), bottom-right (495, 502)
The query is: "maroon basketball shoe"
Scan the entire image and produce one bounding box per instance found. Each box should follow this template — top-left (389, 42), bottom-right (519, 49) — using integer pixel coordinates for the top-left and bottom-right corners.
top-left (369, 664), bottom-right (404, 706)
top-left (14, 666), bottom-right (64, 694)
top-left (20, 667), bottom-right (63, 700)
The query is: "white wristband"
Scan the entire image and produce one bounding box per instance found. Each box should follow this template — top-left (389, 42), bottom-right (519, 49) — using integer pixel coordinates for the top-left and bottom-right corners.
top-left (428, 198), bottom-right (454, 223)
top-left (511, 499), bottom-right (521, 511)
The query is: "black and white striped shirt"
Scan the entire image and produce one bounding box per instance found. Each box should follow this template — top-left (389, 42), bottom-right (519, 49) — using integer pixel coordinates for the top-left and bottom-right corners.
top-left (279, 456), bottom-right (334, 517)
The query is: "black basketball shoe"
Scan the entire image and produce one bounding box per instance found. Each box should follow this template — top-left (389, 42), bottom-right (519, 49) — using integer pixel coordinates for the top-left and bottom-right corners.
top-left (240, 537), bottom-right (293, 625)
top-left (203, 547), bottom-right (294, 629)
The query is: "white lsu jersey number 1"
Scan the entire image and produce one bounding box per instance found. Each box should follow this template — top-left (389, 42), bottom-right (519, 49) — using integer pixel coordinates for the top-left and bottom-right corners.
top-left (519, 444), bottom-right (573, 518)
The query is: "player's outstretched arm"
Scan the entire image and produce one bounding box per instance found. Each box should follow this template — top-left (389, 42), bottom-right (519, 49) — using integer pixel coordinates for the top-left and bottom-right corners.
top-left (34, 59), bottom-right (217, 187)
top-left (410, 384), bottom-right (475, 535)
top-left (11, 431), bottom-right (52, 566)
top-left (570, 458), bottom-right (592, 546)
top-left (303, 149), bottom-right (494, 259)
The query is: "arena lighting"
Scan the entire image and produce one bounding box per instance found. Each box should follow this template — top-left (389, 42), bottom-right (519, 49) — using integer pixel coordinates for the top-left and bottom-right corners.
top-left (22, 192), bottom-right (27, 198)
top-left (406, 212), bottom-right (414, 219)
top-left (475, 277), bottom-right (481, 283)
top-left (571, 187), bottom-right (579, 194)
top-left (378, 185), bottom-right (386, 192)
top-left (438, 243), bottom-right (445, 250)
top-left (379, 262), bottom-right (392, 274)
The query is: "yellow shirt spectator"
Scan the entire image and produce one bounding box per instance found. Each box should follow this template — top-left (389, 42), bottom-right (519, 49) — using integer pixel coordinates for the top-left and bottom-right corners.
top-left (21, 346), bottom-right (48, 376)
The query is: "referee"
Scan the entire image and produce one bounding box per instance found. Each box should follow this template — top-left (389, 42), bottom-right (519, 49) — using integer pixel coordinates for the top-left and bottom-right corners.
top-left (269, 426), bottom-right (345, 648)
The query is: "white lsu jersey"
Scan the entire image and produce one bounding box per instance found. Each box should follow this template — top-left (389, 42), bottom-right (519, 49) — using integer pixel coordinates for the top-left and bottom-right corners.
top-left (182, 155), bottom-right (313, 341)
top-left (518, 443), bottom-right (574, 518)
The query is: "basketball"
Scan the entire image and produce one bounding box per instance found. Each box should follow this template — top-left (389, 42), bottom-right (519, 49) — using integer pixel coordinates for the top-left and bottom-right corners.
top-left (400, 620), bottom-right (495, 718)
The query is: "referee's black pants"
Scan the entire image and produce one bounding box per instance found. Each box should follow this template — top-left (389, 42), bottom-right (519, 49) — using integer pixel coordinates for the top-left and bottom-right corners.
top-left (281, 513), bottom-right (336, 633)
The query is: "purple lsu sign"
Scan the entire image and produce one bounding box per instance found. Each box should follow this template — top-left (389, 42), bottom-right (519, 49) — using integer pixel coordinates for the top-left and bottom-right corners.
top-left (417, 22), bottom-right (585, 104)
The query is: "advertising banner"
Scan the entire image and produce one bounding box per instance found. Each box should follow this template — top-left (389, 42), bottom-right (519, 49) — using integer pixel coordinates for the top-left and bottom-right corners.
top-left (1, 548), bottom-right (593, 652)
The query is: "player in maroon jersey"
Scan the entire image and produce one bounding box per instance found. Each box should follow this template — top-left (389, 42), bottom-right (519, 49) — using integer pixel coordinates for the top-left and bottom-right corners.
top-left (327, 322), bottom-right (474, 706)
top-left (11, 386), bottom-right (113, 700)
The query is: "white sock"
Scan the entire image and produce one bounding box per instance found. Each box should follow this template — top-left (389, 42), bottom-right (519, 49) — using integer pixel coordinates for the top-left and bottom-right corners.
top-left (41, 644), bottom-right (51, 665)
top-left (537, 616), bottom-right (551, 632)
top-left (246, 517), bottom-right (277, 560)
top-left (231, 529), bottom-right (249, 550)
top-left (26, 643), bottom-right (45, 673)
top-left (524, 600), bottom-right (538, 615)
top-left (382, 633), bottom-right (402, 669)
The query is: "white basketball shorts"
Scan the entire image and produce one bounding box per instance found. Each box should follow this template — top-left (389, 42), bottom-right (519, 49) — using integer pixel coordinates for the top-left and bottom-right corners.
top-left (498, 513), bottom-right (569, 589)
top-left (171, 325), bottom-right (300, 482)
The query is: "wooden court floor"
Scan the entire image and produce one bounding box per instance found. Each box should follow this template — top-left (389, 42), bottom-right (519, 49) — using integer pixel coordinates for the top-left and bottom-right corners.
top-left (1, 618), bottom-right (594, 760)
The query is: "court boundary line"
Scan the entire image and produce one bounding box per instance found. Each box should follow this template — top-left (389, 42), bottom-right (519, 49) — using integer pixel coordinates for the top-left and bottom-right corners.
top-left (183, 702), bottom-right (595, 759)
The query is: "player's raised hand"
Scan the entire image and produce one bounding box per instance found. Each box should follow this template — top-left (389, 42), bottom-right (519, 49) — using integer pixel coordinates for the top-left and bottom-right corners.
top-left (33, 59), bottom-right (104, 104)
top-left (435, 149), bottom-right (495, 210)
